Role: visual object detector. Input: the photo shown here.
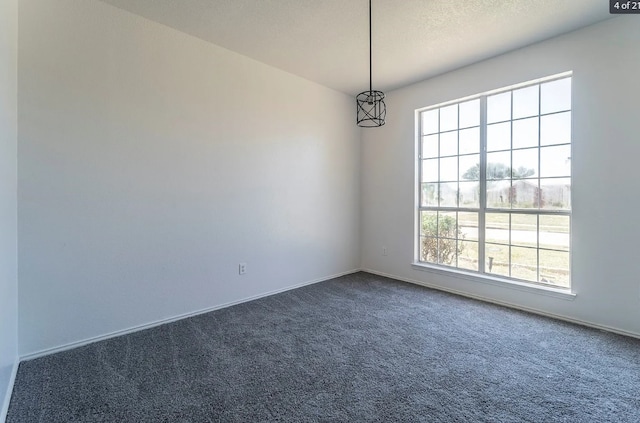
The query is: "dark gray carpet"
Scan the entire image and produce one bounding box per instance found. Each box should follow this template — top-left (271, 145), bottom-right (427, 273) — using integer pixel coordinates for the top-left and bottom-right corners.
top-left (7, 272), bottom-right (640, 422)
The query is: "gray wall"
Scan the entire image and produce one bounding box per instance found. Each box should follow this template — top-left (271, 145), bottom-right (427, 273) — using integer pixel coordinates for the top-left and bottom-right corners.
top-left (18, 0), bottom-right (361, 356)
top-left (0, 0), bottom-right (18, 418)
top-left (361, 16), bottom-right (640, 336)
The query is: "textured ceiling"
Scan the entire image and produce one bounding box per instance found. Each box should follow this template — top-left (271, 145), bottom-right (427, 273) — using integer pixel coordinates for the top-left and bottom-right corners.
top-left (98, 0), bottom-right (612, 95)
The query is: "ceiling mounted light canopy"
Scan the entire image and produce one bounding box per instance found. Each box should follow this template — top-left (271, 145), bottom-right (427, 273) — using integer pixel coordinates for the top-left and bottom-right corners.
top-left (356, 0), bottom-right (386, 127)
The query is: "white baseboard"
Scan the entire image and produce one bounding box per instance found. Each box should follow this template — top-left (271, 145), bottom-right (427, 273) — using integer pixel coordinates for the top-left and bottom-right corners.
top-left (362, 268), bottom-right (640, 341)
top-left (21, 265), bottom-right (637, 372)
top-left (0, 359), bottom-right (19, 423)
top-left (21, 269), bottom-right (361, 361)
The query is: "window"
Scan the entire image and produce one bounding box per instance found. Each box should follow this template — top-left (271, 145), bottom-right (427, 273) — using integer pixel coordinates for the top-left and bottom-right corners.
top-left (417, 74), bottom-right (571, 289)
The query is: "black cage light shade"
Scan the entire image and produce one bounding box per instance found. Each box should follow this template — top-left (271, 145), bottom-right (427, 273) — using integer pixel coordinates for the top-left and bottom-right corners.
top-left (356, 90), bottom-right (386, 127)
top-left (356, 0), bottom-right (386, 127)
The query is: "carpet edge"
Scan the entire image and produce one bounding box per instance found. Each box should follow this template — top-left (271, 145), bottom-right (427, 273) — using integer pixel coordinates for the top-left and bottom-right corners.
top-left (362, 268), bottom-right (640, 340)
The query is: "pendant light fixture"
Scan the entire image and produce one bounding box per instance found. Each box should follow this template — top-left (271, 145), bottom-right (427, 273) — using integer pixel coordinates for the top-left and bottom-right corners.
top-left (356, 0), bottom-right (386, 127)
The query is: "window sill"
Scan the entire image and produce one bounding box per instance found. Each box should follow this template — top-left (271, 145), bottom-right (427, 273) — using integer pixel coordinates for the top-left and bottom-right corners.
top-left (411, 262), bottom-right (576, 300)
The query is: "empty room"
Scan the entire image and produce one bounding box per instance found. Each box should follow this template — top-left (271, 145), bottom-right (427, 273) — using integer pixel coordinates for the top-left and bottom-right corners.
top-left (1, 0), bottom-right (639, 421)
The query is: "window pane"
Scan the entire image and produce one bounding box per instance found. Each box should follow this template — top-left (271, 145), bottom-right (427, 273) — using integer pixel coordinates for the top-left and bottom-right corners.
top-left (486, 243), bottom-right (509, 277)
top-left (487, 122), bottom-right (511, 152)
top-left (541, 78), bottom-right (571, 114)
top-left (440, 131), bottom-right (458, 157)
top-left (420, 211), bottom-right (441, 264)
top-left (420, 211), bottom-right (438, 238)
top-left (539, 215), bottom-right (570, 251)
top-left (438, 238), bottom-right (459, 266)
top-left (420, 237), bottom-right (437, 263)
top-left (487, 92), bottom-right (511, 124)
top-left (459, 99), bottom-right (480, 128)
top-left (438, 211), bottom-right (460, 267)
top-left (422, 159), bottom-right (438, 182)
top-left (511, 246), bottom-right (538, 282)
top-left (422, 135), bottom-right (438, 158)
top-left (422, 109), bottom-right (439, 135)
top-left (541, 112), bottom-right (571, 146)
top-left (440, 104), bottom-right (458, 132)
top-left (539, 249), bottom-right (570, 288)
top-left (458, 240), bottom-right (478, 271)
top-left (487, 180), bottom-right (511, 208)
top-left (438, 211), bottom-right (458, 238)
top-left (512, 148), bottom-right (538, 179)
top-left (486, 151), bottom-right (511, 180)
top-left (510, 214), bottom-right (538, 248)
top-left (485, 213), bottom-right (509, 244)
top-left (459, 127), bottom-right (480, 155)
top-left (421, 183), bottom-right (438, 207)
top-left (513, 86), bottom-right (539, 119)
top-left (511, 179), bottom-right (540, 209)
top-left (439, 157), bottom-right (458, 182)
top-left (458, 212), bottom-right (478, 241)
top-left (460, 161), bottom-right (480, 181)
top-left (540, 178), bottom-right (571, 210)
top-left (458, 182), bottom-right (479, 208)
top-left (512, 117), bottom-right (539, 149)
top-left (540, 145), bottom-right (571, 177)
top-left (439, 182), bottom-right (458, 207)
top-left (459, 154), bottom-right (480, 181)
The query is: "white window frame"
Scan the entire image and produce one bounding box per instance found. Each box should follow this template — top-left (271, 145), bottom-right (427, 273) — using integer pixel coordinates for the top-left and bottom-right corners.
top-left (414, 72), bottom-right (573, 294)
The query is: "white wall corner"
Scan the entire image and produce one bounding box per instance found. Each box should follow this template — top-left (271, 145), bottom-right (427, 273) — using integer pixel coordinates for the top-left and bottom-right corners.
top-left (0, 360), bottom-right (19, 423)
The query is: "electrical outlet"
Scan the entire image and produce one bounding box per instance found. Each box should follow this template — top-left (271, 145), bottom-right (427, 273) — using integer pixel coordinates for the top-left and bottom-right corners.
top-left (239, 263), bottom-right (247, 275)
top-left (382, 246), bottom-right (388, 256)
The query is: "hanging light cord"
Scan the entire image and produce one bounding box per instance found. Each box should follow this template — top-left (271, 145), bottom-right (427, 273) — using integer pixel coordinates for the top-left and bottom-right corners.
top-left (356, 0), bottom-right (386, 126)
top-left (369, 0), bottom-right (372, 93)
